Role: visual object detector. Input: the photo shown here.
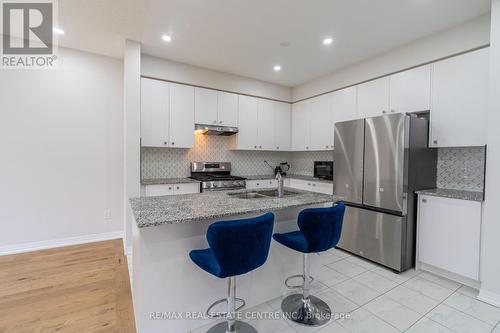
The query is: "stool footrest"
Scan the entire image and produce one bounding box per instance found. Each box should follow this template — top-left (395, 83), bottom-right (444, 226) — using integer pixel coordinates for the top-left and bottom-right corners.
top-left (284, 274), bottom-right (314, 289)
top-left (206, 297), bottom-right (246, 319)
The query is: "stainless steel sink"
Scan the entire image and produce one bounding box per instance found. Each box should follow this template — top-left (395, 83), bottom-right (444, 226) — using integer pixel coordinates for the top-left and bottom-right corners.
top-left (256, 190), bottom-right (301, 197)
top-left (227, 190), bottom-right (301, 199)
top-left (227, 192), bottom-right (267, 199)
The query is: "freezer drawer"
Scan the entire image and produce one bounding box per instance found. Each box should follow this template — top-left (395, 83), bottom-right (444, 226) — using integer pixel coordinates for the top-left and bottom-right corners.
top-left (333, 119), bottom-right (365, 204)
top-left (337, 206), bottom-right (405, 271)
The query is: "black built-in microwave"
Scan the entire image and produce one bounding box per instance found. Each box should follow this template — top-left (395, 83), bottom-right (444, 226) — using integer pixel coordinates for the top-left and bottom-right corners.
top-left (314, 161), bottom-right (333, 180)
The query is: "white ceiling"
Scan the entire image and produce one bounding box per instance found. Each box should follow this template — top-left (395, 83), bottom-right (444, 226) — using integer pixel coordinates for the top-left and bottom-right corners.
top-left (58, 0), bottom-right (491, 87)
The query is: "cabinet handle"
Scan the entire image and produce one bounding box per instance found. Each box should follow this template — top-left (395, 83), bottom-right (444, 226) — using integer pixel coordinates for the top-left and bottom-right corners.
top-left (382, 110), bottom-right (387, 114)
top-left (276, 146), bottom-right (279, 149)
top-left (325, 145), bottom-right (328, 148)
top-left (171, 142), bottom-right (175, 145)
top-left (312, 183), bottom-right (316, 187)
top-left (256, 183), bottom-right (260, 186)
top-left (254, 145), bottom-right (257, 149)
top-left (390, 109), bottom-right (395, 113)
top-left (164, 141), bottom-right (168, 145)
top-left (306, 146), bottom-right (309, 149)
top-left (176, 186), bottom-right (180, 190)
top-left (433, 140), bottom-right (438, 145)
top-left (213, 120), bottom-right (217, 123)
top-left (422, 198), bottom-right (427, 203)
top-left (168, 187), bottom-right (172, 190)
top-left (307, 183), bottom-right (311, 186)
top-left (219, 120), bottom-right (223, 124)
top-left (259, 145), bottom-right (262, 149)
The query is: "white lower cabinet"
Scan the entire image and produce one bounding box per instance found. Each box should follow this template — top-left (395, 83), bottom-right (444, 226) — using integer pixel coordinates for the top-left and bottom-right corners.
top-left (417, 195), bottom-right (481, 281)
top-left (246, 179), bottom-right (277, 190)
top-left (143, 183), bottom-right (200, 197)
top-left (288, 178), bottom-right (333, 195)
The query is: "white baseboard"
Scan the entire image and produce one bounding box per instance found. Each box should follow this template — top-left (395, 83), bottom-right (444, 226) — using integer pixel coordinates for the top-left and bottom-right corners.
top-left (478, 289), bottom-right (500, 308)
top-left (417, 262), bottom-right (481, 289)
top-left (0, 231), bottom-right (124, 256)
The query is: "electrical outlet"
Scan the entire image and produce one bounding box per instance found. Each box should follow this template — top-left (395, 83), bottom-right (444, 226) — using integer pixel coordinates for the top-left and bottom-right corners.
top-left (104, 209), bottom-right (112, 220)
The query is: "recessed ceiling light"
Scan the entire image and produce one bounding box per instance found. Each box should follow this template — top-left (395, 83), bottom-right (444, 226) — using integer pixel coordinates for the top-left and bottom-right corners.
top-left (273, 65), bottom-right (281, 72)
top-left (323, 37), bottom-right (333, 45)
top-left (53, 28), bottom-right (65, 35)
top-left (161, 34), bottom-right (172, 42)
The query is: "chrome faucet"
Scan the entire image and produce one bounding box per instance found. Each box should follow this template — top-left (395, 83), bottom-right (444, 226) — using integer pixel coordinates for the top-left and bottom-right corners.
top-left (276, 172), bottom-right (284, 198)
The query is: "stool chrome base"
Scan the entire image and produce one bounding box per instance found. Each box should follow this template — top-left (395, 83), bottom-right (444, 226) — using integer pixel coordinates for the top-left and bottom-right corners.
top-left (207, 320), bottom-right (258, 333)
top-left (281, 294), bottom-right (332, 326)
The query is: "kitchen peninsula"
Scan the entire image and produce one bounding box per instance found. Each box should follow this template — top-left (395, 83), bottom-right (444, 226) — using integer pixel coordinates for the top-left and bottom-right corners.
top-left (129, 188), bottom-right (338, 333)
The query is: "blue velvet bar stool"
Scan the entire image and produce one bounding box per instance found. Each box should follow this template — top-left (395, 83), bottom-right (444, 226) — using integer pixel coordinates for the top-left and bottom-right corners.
top-left (273, 203), bottom-right (345, 327)
top-left (189, 212), bottom-right (275, 333)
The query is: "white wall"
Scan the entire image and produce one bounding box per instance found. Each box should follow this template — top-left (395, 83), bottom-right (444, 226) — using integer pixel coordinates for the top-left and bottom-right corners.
top-left (479, 0), bottom-right (500, 307)
top-left (293, 14), bottom-right (491, 101)
top-left (0, 47), bottom-right (124, 251)
top-left (141, 55), bottom-right (292, 102)
top-left (124, 40), bottom-right (141, 254)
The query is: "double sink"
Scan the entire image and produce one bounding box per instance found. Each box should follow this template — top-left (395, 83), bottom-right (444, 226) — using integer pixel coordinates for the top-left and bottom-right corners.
top-left (227, 189), bottom-right (300, 199)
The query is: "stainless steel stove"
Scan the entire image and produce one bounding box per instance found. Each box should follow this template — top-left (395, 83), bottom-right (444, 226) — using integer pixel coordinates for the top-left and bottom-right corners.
top-left (189, 162), bottom-right (246, 192)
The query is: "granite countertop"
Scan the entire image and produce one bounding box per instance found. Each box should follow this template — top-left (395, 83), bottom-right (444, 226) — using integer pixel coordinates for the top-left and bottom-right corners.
top-left (141, 178), bottom-right (200, 185)
top-left (415, 188), bottom-right (484, 202)
top-left (243, 174), bottom-right (333, 184)
top-left (130, 187), bottom-right (339, 228)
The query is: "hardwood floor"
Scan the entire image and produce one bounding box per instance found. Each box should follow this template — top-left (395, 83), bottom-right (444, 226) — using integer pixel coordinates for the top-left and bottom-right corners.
top-left (0, 240), bottom-right (136, 332)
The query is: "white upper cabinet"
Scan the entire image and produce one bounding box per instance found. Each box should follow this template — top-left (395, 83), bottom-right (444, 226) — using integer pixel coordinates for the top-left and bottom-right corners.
top-left (356, 77), bottom-right (390, 118)
top-left (291, 100), bottom-right (312, 151)
top-left (217, 91), bottom-right (238, 127)
top-left (194, 87), bottom-right (218, 125)
top-left (169, 83), bottom-right (195, 148)
top-left (430, 48), bottom-right (489, 147)
top-left (257, 99), bottom-right (275, 150)
top-left (331, 86), bottom-right (357, 124)
top-left (390, 65), bottom-right (431, 113)
top-left (274, 102), bottom-right (291, 151)
top-left (140, 78), bottom-right (170, 147)
top-left (310, 93), bottom-right (333, 150)
top-left (232, 95), bottom-right (259, 150)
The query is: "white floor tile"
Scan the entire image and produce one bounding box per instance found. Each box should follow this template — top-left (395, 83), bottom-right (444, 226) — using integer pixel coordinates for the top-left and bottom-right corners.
top-left (493, 324), bottom-right (500, 333)
top-left (327, 260), bottom-right (366, 278)
top-left (419, 271), bottom-right (462, 291)
top-left (345, 256), bottom-right (380, 270)
top-left (331, 279), bottom-right (381, 306)
top-left (352, 271), bottom-right (399, 293)
top-left (243, 303), bottom-right (296, 333)
top-left (456, 285), bottom-right (480, 298)
top-left (403, 276), bottom-right (455, 302)
top-left (315, 289), bottom-right (359, 315)
top-left (315, 321), bottom-right (351, 333)
top-left (337, 307), bottom-right (400, 333)
top-left (329, 248), bottom-right (352, 259)
top-left (406, 317), bottom-right (455, 333)
top-left (385, 285), bottom-right (440, 315)
top-left (316, 251), bottom-right (344, 265)
top-left (315, 266), bottom-right (350, 287)
top-left (444, 292), bottom-right (500, 326)
top-left (266, 282), bottom-right (328, 310)
top-left (363, 295), bottom-right (423, 331)
top-left (372, 267), bottom-right (419, 284)
top-left (426, 303), bottom-right (493, 333)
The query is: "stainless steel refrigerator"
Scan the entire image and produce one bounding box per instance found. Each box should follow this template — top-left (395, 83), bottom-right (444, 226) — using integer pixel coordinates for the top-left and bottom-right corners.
top-left (334, 113), bottom-right (437, 272)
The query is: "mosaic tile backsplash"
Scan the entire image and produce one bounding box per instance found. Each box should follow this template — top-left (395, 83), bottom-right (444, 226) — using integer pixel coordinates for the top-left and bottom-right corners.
top-left (141, 135), bottom-right (334, 179)
top-left (436, 146), bottom-right (486, 192)
top-left (141, 135), bottom-right (485, 192)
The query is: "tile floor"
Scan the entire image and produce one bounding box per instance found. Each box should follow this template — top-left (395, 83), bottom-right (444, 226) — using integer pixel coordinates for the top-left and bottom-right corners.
top-left (190, 249), bottom-right (500, 333)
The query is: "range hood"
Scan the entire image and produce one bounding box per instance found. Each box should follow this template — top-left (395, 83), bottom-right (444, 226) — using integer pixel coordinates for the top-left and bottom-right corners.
top-left (195, 124), bottom-right (238, 136)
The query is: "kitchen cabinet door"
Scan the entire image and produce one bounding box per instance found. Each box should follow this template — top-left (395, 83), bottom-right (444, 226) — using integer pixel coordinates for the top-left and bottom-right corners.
top-left (310, 93), bottom-right (333, 150)
top-left (390, 65), bottom-right (431, 113)
top-left (233, 95), bottom-right (258, 150)
top-left (257, 99), bottom-right (275, 150)
top-left (291, 100), bottom-right (311, 151)
top-left (194, 87), bottom-right (218, 125)
top-left (357, 77), bottom-right (390, 118)
top-left (144, 184), bottom-right (174, 197)
top-left (217, 91), bottom-right (238, 127)
top-left (173, 183), bottom-right (200, 195)
top-left (331, 86), bottom-right (357, 123)
top-left (169, 83), bottom-right (195, 148)
top-left (140, 78), bottom-right (170, 147)
top-left (274, 101), bottom-right (291, 151)
top-left (430, 48), bottom-right (489, 147)
top-left (417, 195), bottom-right (481, 280)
